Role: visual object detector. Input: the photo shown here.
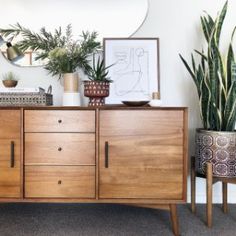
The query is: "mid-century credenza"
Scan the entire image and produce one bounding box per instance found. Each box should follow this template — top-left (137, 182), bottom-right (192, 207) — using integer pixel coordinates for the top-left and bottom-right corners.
top-left (0, 106), bottom-right (188, 236)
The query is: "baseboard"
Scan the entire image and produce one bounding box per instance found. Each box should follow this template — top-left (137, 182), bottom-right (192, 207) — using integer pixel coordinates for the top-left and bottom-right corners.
top-left (187, 193), bottom-right (236, 204)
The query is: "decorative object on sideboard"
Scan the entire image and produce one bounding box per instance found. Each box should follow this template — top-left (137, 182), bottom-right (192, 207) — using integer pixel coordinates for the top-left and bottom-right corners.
top-left (149, 92), bottom-right (162, 107)
top-left (180, 1), bottom-right (236, 177)
top-left (0, 86), bottom-right (53, 106)
top-left (84, 55), bottom-right (113, 107)
top-left (0, 24), bottom-right (101, 106)
top-left (62, 72), bottom-right (80, 106)
top-left (103, 38), bottom-right (160, 104)
top-left (2, 71), bottom-right (19, 88)
top-left (122, 100), bottom-right (149, 106)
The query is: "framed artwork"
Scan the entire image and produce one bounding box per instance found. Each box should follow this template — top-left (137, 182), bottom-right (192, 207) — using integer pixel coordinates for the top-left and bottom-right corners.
top-left (103, 38), bottom-right (160, 104)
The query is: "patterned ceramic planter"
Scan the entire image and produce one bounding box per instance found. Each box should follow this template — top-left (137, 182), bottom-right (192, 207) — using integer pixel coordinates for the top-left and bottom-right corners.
top-left (84, 81), bottom-right (110, 107)
top-left (195, 129), bottom-right (236, 177)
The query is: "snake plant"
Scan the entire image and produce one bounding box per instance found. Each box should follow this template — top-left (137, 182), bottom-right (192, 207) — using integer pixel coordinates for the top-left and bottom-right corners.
top-left (87, 54), bottom-right (113, 83)
top-left (180, 1), bottom-right (236, 131)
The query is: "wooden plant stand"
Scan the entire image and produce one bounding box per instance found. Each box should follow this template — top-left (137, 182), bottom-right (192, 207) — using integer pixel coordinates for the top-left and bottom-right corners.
top-left (191, 156), bottom-right (236, 227)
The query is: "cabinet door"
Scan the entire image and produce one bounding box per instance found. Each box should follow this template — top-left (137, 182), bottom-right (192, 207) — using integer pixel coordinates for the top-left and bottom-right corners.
top-left (99, 110), bottom-right (186, 200)
top-left (0, 110), bottom-right (21, 198)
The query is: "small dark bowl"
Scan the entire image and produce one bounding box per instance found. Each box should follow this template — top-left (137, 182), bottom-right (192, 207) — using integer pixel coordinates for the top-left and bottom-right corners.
top-left (122, 101), bottom-right (150, 106)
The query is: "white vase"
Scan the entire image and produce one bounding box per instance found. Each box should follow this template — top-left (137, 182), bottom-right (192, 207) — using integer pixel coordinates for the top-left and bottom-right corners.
top-left (62, 73), bottom-right (81, 106)
top-left (63, 92), bottom-right (81, 106)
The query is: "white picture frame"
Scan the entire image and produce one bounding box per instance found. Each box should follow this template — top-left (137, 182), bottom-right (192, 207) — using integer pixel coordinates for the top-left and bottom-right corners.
top-left (103, 38), bottom-right (160, 104)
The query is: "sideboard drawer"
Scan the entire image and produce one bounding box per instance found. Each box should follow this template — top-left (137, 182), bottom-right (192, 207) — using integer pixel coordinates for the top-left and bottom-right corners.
top-left (25, 166), bottom-right (95, 198)
top-left (25, 133), bottom-right (95, 165)
top-left (24, 110), bottom-right (95, 133)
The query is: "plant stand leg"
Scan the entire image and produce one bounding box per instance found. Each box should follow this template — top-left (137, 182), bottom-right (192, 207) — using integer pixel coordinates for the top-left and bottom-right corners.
top-left (191, 156), bottom-right (196, 213)
top-left (169, 204), bottom-right (179, 236)
top-left (206, 162), bottom-right (213, 228)
top-left (222, 182), bottom-right (228, 213)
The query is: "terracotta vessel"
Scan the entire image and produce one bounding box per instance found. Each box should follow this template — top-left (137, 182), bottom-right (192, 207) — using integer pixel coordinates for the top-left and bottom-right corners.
top-left (84, 81), bottom-right (110, 107)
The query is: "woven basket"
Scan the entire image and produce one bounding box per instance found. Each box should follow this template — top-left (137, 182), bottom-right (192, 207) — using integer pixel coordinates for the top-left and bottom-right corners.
top-left (0, 92), bottom-right (53, 106)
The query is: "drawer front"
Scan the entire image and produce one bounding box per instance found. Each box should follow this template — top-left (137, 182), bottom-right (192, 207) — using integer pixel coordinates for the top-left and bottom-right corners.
top-left (100, 110), bottom-right (184, 136)
top-left (25, 133), bottom-right (95, 165)
top-left (25, 166), bottom-right (95, 198)
top-left (24, 110), bottom-right (95, 132)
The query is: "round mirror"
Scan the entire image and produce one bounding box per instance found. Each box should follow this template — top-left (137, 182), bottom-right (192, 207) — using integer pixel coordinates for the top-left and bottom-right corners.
top-left (0, 0), bottom-right (149, 67)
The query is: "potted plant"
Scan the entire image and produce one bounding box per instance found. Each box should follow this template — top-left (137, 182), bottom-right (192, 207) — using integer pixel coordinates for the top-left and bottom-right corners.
top-left (0, 24), bottom-right (101, 105)
top-left (180, 1), bottom-right (236, 177)
top-left (84, 55), bottom-right (113, 106)
top-left (2, 71), bottom-right (19, 87)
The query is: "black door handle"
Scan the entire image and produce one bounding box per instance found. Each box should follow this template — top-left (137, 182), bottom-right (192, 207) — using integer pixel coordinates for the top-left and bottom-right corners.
top-left (105, 141), bottom-right (109, 168)
top-left (10, 141), bottom-right (14, 168)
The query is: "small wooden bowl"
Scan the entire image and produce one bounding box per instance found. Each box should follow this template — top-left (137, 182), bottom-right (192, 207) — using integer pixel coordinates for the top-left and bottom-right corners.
top-left (2, 80), bottom-right (18, 88)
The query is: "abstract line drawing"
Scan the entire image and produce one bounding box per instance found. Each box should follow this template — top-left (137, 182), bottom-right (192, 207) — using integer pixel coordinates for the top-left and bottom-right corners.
top-left (113, 47), bottom-right (150, 97)
top-left (104, 38), bottom-right (160, 104)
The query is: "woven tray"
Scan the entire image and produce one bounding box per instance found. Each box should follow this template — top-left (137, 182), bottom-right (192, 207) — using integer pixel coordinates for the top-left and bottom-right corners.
top-left (0, 92), bottom-right (53, 106)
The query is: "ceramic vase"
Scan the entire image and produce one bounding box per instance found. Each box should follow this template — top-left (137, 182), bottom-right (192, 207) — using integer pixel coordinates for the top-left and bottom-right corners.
top-left (84, 81), bottom-right (110, 107)
top-left (62, 73), bottom-right (81, 106)
top-left (195, 129), bottom-right (236, 177)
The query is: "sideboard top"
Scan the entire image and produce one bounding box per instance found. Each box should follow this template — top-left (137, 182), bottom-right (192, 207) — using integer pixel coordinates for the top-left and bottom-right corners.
top-left (0, 105), bottom-right (188, 111)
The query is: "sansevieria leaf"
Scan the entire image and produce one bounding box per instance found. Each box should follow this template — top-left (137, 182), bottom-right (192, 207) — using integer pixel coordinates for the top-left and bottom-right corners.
top-left (180, 1), bottom-right (236, 131)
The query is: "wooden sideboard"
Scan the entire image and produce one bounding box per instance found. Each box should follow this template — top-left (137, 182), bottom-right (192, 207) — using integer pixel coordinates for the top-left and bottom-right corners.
top-left (0, 106), bottom-right (188, 236)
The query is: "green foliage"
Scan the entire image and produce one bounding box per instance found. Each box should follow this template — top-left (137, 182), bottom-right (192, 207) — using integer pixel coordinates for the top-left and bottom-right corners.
top-left (0, 23), bottom-right (101, 78)
top-left (180, 1), bottom-right (236, 131)
top-left (2, 71), bottom-right (19, 81)
top-left (86, 54), bottom-right (113, 83)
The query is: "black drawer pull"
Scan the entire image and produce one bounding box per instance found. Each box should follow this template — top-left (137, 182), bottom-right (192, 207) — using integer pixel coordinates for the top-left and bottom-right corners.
top-left (58, 147), bottom-right (62, 152)
top-left (58, 119), bottom-right (62, 124)
top-left (105, 141), bottom-right (109, 168)
top-left (10, 141), bottom-right (14, 168)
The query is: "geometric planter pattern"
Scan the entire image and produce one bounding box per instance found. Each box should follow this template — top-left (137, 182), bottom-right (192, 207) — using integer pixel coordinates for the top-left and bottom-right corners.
top-left (84, 81), bottom-right (110, 107)
top-left (195, 129), bottom-right (236, 177)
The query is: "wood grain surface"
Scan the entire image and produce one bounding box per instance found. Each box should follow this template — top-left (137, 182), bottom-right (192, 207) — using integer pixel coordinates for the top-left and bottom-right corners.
top-left (25, 133), bottom-right (95, 165)
top-left (0, 110), bottom-right (21, 198)
top-left (24, 110), bottom-right (95, 133)
top-left (0, 110), bottom-right (21, 139)
top-left (25, 166), bottom-right (95, 198)
top-left (99, 110), bottom-right (185, 199)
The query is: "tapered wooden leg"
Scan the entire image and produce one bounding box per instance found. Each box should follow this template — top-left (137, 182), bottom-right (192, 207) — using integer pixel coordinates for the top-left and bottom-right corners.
top-left (170, 204), bottom-right (179, 236)
top-left (206, 162), bottom-right (213, 228)
top-left (222, 182), bottom-right (228, 213)
top-left (191, 156), bottom-right (196, 213)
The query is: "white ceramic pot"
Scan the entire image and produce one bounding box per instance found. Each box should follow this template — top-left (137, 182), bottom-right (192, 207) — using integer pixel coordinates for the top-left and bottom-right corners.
top-left (62, 92), bottom-right (81, 106)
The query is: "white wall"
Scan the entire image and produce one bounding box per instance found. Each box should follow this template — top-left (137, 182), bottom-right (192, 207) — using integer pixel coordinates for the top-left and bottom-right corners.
top-left (1, 0), bottom-right (236, 203)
